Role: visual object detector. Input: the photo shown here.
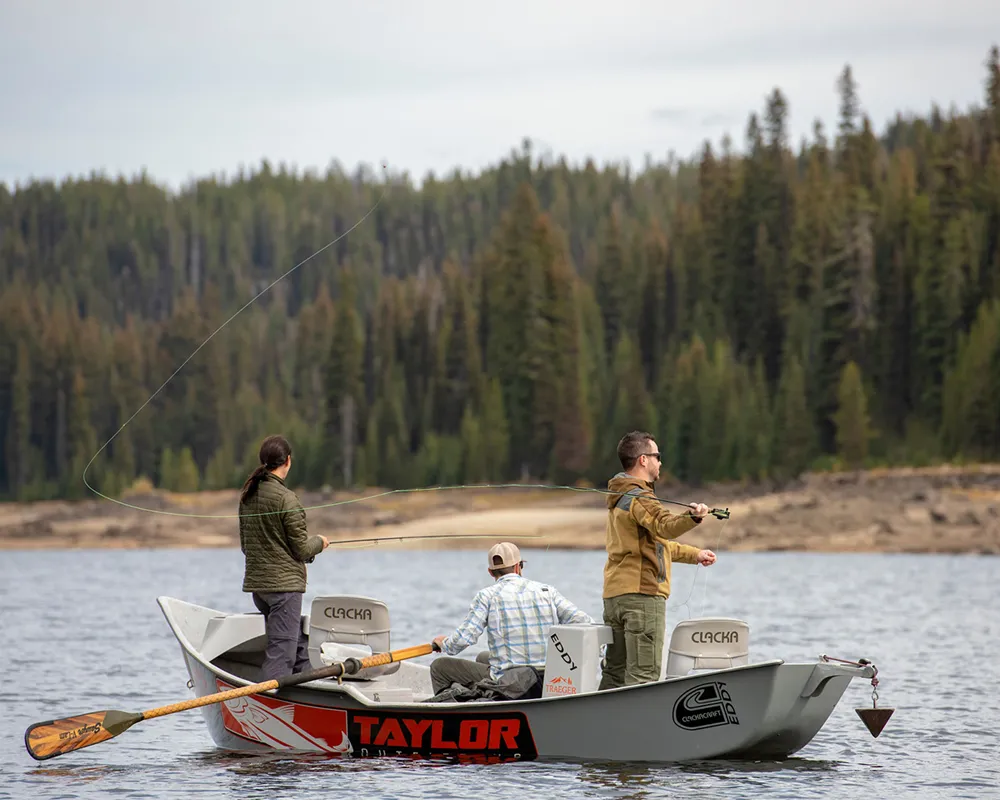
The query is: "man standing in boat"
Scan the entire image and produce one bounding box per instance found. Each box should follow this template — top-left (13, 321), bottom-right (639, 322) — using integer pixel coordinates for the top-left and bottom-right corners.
top-left (430, 542), bottom-right (594, 696)
top-left (238, 434), bottom-right (330, 681)
top-left (599, 430), bottom-right (717, 690)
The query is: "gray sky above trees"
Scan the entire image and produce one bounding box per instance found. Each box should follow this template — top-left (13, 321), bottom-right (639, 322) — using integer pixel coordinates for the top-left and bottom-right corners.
top-left (1, 0), bottom-right (997, 190)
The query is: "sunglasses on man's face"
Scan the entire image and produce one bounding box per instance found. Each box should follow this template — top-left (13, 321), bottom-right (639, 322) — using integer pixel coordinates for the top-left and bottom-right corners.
top-left (641, 452), bottom-right (661, 461)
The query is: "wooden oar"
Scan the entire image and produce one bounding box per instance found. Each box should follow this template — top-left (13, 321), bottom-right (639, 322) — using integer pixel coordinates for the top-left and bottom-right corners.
top-left (24, 642), bottom-right (434, 761)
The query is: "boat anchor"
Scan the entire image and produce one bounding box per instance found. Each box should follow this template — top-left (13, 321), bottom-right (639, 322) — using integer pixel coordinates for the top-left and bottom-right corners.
top-left (855, 662), bottom-right (894, 738)
top-left (822, 655), bottom-right (894, 737)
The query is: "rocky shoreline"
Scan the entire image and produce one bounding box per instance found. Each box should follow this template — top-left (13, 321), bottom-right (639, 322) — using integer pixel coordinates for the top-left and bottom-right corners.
top-left (2, 465), bottom-right (999, 554)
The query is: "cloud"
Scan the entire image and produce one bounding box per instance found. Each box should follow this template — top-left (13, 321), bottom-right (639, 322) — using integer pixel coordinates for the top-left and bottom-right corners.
top-left (1, 0), bottom-right (998, 188)
top-left (649, 107), bottom-right (692, 123)
top-left (649, 108), bottom-right (741, 129)
top-left (700, 113), bottom-right (739, 128)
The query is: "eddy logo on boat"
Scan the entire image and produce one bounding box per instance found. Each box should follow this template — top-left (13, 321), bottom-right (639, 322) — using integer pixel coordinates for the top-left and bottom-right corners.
top-left (549, 632), bottom-right (578, 671)
top-left (545, 676), bottom-right (578, 696)
top-left (672, 682), bottom-right (740, 731)
top-left (349, 710), bottom-right (538, 760)
top-left (216, 679), bottom-right (353, 754)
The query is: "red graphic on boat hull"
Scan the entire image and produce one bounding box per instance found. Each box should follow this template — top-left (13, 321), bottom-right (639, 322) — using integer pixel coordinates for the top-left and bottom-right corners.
top-left (216, 679), bottom-right (352, 754)
top-left (213, 679), bottom-right (537, 761)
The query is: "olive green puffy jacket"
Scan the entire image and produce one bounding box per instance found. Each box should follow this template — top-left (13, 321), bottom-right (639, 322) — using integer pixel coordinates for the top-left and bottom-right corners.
top-left (238, 472), bottom-right (324, 593)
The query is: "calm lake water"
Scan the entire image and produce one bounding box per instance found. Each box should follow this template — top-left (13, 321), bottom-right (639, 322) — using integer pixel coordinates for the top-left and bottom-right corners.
top-left (1, 545), bottom-right (997, 799)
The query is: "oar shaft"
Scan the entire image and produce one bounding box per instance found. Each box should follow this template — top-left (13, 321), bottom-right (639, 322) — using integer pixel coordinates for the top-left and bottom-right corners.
top-left (141, 679), bottom-right (280, 719)
top-left (363, 643), bottom-right (434, 664)
top-left (140, 643), bottom-right (434, 721)
top-left (25, 642), bottom-right (434, 760)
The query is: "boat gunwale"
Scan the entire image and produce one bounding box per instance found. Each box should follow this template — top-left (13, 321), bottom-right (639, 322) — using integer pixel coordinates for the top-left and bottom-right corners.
top-left (159, 595), bottom-right (872, 712)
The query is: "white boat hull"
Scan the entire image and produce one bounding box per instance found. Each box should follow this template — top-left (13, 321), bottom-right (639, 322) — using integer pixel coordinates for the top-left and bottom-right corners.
top-left (159, 596), bottom-right (878, 763)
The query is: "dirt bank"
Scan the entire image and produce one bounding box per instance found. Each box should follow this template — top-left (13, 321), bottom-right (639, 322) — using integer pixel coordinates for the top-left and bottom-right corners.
top-left (2, 465), bottom-right (999, 554)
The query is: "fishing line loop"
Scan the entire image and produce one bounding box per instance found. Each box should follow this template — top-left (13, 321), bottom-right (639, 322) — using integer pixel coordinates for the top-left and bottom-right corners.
top-left (81, 165), bottom-right (392, 509)
top-left (73, 161), bottom-right (732, 558)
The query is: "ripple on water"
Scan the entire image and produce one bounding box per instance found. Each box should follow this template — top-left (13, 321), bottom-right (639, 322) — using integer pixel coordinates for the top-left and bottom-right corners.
top-left (3, 549), bottom-right (998, 799)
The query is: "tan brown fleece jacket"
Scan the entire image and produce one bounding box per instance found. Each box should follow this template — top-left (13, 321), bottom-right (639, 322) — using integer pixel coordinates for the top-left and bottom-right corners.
top-left (602, 472), bottom-right (703, 600)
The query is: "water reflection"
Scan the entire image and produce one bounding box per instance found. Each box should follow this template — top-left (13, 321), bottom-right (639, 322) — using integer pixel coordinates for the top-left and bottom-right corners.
top-left (576, 761), bottom-right (658, 799)
top-left (184, 748), bottom-right (460, 777)
top-left (673, 756), bottom-right (843, 775)
top-left (26, 764), bottom-right (130, 782)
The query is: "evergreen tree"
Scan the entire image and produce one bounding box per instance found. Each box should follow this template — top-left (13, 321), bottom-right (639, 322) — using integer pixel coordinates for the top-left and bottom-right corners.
top-left (323, 267), bottom-right (365, 487)
top-left (5, 341), bottom-right (31, 498)
top-left (833, 360), bottom-right (872, 468)
top-left (942, 300), bottom-right (1000, 456)
top-left (1, 49), bottom-right (1000, 499)
top-left (480, 378), bottom-right (511, 482)
top-left (772, 355), bottom-right (816, 479)
top-left (67, 368), bottom-right (98, 498)
top-left (175, 446), bottom-right (201, 492)
top-left (159, 447), bottom-right (177, 491)
top-left (482, 183), bottom-right (546, 477)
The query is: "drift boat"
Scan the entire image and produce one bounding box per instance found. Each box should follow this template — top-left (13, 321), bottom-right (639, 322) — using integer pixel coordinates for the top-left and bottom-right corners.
top-left (155, 593), bottom-right (890, 763)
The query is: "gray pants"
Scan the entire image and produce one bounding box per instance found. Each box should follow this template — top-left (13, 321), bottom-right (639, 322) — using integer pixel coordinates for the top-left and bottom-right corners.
top-left (252, 591), bottom-right (311, 681)
top-left (430, 651), bottom-right (491, 695)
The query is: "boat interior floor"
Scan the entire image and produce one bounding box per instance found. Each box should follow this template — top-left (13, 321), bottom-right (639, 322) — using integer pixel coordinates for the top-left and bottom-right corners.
top-left (210, 650), bottom-right (437, 703)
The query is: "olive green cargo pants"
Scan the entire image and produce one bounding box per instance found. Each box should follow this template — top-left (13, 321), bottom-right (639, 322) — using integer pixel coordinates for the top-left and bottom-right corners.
top-left (598, 593), bottom-right (666, 690)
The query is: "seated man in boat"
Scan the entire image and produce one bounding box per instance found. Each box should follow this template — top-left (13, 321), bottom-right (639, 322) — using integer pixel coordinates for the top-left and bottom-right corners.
top-left (429, 542), bottom-right (594, 699)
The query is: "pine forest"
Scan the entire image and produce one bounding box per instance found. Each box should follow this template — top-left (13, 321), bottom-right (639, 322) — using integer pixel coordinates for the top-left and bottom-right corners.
top-left (2, 50), bottom-right (1000, 502)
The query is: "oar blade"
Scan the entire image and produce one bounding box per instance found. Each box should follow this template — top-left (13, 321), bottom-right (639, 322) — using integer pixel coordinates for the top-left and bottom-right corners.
top-left (25, 710), bottom-right (142, 761)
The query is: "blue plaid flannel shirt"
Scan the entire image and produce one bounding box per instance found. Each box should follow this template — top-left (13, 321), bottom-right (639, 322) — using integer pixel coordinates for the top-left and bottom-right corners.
top-left (440, 574), bottom-right (594, 680)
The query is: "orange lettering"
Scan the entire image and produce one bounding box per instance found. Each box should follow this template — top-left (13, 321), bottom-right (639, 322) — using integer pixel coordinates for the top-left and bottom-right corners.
top-left (488, 719), bottom-right (520, 750)
top-left (430, 720), bottom-right (457, 749)
top-left (374, 718), bottom-right (408, 747)
top-left (355, 716), bottom-right (379, 745)
top-left (458, 719), bottom-right (489, 749)
top-left (403, 718), bottom-right (432, 748)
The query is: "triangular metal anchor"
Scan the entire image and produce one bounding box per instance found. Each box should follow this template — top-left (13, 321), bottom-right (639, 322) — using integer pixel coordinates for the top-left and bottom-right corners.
top-left (856, 707), bottom-right (894, 737)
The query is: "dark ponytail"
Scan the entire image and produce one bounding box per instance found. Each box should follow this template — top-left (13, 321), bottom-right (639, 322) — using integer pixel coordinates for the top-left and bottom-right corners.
top-left (240, 434), bottom-right (292, 504)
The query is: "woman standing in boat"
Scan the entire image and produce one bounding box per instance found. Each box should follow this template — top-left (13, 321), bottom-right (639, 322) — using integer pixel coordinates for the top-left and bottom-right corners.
top-left (238, 434), bottom-right (329, 681)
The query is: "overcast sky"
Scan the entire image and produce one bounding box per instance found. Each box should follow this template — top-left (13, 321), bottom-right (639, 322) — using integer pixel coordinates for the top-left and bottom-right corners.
top-left (2, 1), bottom-right (998, 191)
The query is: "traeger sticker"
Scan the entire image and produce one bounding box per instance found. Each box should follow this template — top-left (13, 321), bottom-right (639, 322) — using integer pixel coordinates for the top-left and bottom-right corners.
top-left (545, 676), bottom-right (577, 696)
top-left (672, 681), bottom-right (740, 730)
top-left (349, 709), bottom-right (537, 761)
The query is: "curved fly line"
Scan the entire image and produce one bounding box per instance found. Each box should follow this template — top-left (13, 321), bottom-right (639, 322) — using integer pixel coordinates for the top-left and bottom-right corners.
top-left (78, 162), bottom-right (732, 549)
top-left (81, 165), bottom-right (392, 511)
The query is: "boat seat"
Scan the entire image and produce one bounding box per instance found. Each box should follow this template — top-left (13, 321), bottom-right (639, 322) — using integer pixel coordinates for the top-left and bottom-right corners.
top-left (306, 595), bottom-right (400, 680)
top-left (201, 613), bottom-right (267, 662)
top-left (664, 617), bottom-right (750, 678)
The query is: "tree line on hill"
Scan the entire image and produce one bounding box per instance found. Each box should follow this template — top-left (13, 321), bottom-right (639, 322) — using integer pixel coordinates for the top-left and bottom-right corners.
top-left (1, 47), bottom-right (999, 501)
